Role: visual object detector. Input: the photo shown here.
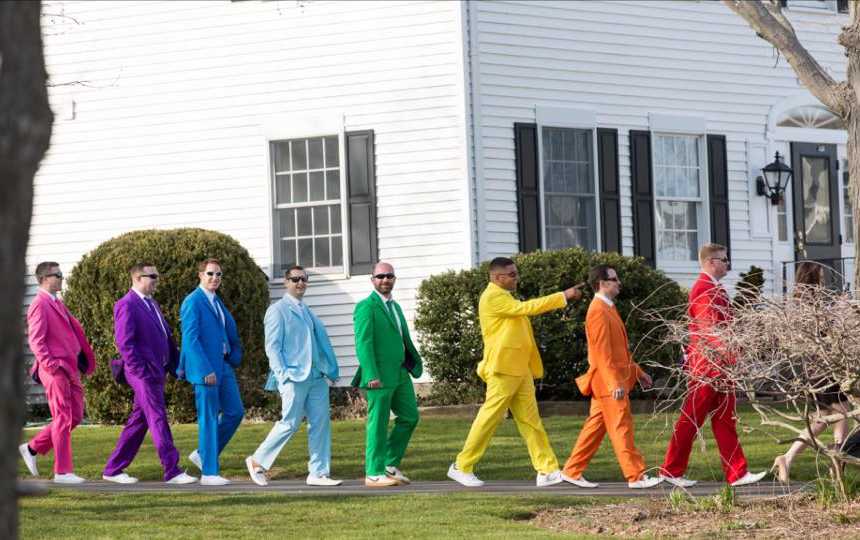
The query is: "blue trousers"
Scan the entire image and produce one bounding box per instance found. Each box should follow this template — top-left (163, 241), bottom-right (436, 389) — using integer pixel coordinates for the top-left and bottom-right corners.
top-left (194, 369), bottom-right (244, 476)
top-left (252, 376), bottom-right (332, 476)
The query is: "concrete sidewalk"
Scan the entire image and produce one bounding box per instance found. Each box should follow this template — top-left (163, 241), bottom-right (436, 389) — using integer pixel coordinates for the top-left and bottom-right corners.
top-left (24, 478), bottom-right (803, 498)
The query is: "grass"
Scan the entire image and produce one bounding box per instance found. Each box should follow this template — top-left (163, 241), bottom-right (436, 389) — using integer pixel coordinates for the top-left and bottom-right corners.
top-left (18, 406), bottom-right (844, 539)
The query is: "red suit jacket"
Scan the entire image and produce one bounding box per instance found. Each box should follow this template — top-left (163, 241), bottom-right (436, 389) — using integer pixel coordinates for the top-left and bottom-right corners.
top-left (686, 273), bottom-right (733, 379)
top-left (27, 290), bottom-right (96, 380)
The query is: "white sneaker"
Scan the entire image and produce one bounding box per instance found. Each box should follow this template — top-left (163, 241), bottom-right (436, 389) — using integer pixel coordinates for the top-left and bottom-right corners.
top-left (730, 470), bottom-right (767, 487)
top-left (245, 456), bottom-right (267, 487)
top-left (560, 472), bottom-right (598, 488)
top-left (200, 475), bottom-right (230, 486)
top-left (102, 473), bottom-right (138, 484)
top-left (307, 475), bottom-right (342, 486)
top-left (659, 475), bottom-right (697, 488)
top-left (166, 472), bottom-right (197, 485)
top-left (385, 466), bottom-right (410, 484)
top-left (536, 470), bottom-right (564, 487)
top-left (188, 450), bottom-right (202, 472)
top-left (447, 463), bottom-right (484, 487)
top-left (628, 475), bottom-right (663, 489)
top-left (53, 473), bottom-right (86, 484)
top-left (19, 443), bottom-right (38, 477)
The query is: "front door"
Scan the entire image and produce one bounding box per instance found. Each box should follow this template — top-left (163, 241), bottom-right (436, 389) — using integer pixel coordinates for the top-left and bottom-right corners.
top-left (790, 142), bottom-right (842, 288)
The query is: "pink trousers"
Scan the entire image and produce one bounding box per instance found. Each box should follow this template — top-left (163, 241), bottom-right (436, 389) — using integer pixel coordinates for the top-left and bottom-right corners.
top-left (28, 366), bottom-right (84, 474)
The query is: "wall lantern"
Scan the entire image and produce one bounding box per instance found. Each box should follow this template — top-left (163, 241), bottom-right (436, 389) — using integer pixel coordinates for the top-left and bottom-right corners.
top-left (756, 151), bottom-right (793, 205)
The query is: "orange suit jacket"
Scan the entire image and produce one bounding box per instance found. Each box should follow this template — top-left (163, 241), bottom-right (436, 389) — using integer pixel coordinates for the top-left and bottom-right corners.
top-left (575, 297), bottom-right (643, 398)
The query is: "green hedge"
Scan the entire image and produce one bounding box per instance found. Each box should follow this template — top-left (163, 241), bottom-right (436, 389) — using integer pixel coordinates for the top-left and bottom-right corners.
top-left (63, 228), bottom-right (273, 424)
top-left (414, 248), bottom-right (687, 405)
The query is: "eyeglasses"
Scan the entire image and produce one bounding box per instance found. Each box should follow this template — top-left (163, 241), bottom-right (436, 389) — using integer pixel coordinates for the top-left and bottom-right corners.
top-left (709, 257), bottom-right (730, 264)
top-left (140, 274), bottom-right (159, 280)
top-left (287, 276), bottom-right (308, 283)
top-left (45, 272), bottom-right (63, 279)
top-left (204, 271), bottom-right (223, 277)
top-left (493, 271), bottom-right (518, 278)
top-left (602, 277), bottom-right (619, 282)
top-left (373, 273), bottom-right (396, 280)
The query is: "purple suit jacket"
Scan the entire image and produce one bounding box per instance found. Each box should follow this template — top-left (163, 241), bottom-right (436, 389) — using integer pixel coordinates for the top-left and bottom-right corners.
top-left (114, 290), bottom-right (179, 383)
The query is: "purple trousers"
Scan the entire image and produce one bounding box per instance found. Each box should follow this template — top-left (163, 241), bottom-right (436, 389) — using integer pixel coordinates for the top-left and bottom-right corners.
top-left (103, 374), bottom-right (182, 481)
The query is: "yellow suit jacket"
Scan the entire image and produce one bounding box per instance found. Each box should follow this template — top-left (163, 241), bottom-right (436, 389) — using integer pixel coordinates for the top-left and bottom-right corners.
top-left (476, 282), bottom-right (567, 381)
top-left (576, 297), bottom-right (644, 398)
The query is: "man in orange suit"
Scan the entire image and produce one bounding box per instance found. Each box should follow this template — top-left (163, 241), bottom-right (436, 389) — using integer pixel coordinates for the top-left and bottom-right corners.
top-left (562, 264), bottom-right (661, 489)
top-left (659, 244), bottom-right (766, 487)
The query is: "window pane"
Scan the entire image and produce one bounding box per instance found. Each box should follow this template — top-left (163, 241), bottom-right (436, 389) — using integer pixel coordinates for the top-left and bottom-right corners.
top-left (278, 208), bottom-right (295, 238)
top-left (308, 137), bottom-right (324, 170)
top-left (292, 173), bottom-right (308, 203)
top-left (314, 237), bottom-right (331, 267)
top-left (801, 156), bottom-right (832, 244)
top-left (291, 140), bottom-right (307, 171)
top-left (298, 238), bottom-right (313, 266)
top-left (272, 142), bottom-right (291, 173)
top-left (309, 171), bottom-right (325, 201)
top-left (296, 207), bottom-right (312, 236)
top-left (656, 201), bottom-right (699, 261)
top-left (844, 174), bottom-right (854, 244)
top-left (313, 206), bottom-right (329, 235)
top-left (275, 173), bottom-right (291, 205)
top-left (331, 204), bottom-right (342, 232)
top-left (331, 236), bottom-right (343, 266)
top-left (281, 239), bottom-right (297, 267)
top-left (325, 136), bottom-right (339, 167)
top-left (326, 170), bottom-right (340, 200)
top-left (654, 135), bottom-right (700, 198)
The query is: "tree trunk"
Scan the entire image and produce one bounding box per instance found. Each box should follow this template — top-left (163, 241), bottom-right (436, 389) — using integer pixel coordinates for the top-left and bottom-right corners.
top-left (0, 2), bottom-right (53, 538)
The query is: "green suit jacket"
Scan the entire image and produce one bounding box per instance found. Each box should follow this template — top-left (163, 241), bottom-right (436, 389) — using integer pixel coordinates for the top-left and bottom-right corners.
top-left (351, 292), bottom-right (423, 388)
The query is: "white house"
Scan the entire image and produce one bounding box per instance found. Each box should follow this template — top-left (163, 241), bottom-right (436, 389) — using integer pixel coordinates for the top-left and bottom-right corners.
top-left (26, 0), bottom-right (856, 399)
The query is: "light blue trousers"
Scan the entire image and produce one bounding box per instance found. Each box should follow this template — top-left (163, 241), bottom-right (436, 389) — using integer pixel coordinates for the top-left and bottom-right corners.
top-left (252, 376), bottom-right (332, 477)
top-left (194, 369), bottom-right (245, 476)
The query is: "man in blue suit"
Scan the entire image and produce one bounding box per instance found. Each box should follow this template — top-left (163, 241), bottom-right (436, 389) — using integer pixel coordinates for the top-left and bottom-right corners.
top-left (245, 265), bottom-right (341, 487)
top-left (178, 258), bottom-right (244, 486)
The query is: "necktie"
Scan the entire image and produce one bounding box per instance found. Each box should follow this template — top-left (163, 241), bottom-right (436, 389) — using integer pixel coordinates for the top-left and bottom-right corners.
top-left (144, 297), bottom-right (167, 336)
top-left (387, 300), bottom-right (402, 336)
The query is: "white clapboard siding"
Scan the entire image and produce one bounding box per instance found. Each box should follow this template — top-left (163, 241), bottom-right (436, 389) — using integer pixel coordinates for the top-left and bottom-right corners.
top-left (28, 0), bottom-right (472, 394)
top-left (471, 0), bottom-right (848, 295)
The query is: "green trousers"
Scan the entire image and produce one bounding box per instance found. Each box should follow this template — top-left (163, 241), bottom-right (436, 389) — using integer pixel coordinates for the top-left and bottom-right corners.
top-left (364, 368), bottom-right (419, 476)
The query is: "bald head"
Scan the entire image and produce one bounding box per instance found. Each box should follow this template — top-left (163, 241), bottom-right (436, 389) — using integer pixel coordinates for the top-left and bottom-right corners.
top-left (371, 261), bottom-right (396, 297)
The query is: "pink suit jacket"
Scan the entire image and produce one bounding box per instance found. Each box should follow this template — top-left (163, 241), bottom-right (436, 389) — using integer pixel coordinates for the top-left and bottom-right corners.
top-left (27, 290), bottom-right (96, 379)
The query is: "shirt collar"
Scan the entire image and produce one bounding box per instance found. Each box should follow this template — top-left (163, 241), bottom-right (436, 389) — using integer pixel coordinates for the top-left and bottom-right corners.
top-left (38, 288), bottom-right (58, 300)
top-left (595, 292), bottom-right (614, 307)
top-left (132, 287), bottom-right (150, 300)
top-left (283, 292), bottom-right (303, 307)
top-left (702, 271), bottom-right (722, 286)
top-left (374, 289), bottom-right (393, 303)
top-left (199, 285), bottom-right (217, 302)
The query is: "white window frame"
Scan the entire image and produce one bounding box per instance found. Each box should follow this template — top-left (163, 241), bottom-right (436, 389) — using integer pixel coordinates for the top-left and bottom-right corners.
top-left (842, 161), bottom-right (854, 245)
top-left (651, 131), bottom-right (711, 271)
top-left (263, 115), bottom-right (349, 280)
top-left (785, 0), bottom-right (841, 13)
top-left (535, 107), bottom-right (602, 253)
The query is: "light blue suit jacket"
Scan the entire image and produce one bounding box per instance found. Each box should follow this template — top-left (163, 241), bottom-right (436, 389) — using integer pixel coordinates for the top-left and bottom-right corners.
top-left (263, 296), bottom-right (339, 390)
top-left (178, 287), bottom-right (243, 384)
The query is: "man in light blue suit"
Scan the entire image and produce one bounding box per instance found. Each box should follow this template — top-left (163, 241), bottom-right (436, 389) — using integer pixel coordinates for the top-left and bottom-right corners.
top-left (178, 258), bottom-right (244, 486)
top-left (245, 265), bottom-right (341, 487)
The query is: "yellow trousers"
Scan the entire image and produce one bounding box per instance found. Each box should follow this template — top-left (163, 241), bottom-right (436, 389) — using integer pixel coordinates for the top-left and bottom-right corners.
top-left (455, 373), bottom-right (559, 474)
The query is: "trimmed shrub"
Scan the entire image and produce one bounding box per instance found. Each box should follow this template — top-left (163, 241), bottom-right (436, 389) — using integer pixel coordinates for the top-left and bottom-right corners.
top-left (733, 265), bottom-right (765, 309)
top-left (414, 248), bottom-right (687, 405)
top-left (63, 228), bottom-right (273, 424)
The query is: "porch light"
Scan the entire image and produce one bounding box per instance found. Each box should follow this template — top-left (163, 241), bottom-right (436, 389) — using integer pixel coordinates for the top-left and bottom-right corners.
top-left (756, 151), bottom-right (793, 206)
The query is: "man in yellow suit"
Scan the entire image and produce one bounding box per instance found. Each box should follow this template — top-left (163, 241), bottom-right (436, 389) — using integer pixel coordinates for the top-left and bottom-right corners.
top-left (447, 257), bottom-right (583, 487)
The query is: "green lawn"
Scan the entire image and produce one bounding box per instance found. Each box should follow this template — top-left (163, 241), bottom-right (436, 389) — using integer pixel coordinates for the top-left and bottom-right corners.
top-left (19, 408), bottom-right (845, 539)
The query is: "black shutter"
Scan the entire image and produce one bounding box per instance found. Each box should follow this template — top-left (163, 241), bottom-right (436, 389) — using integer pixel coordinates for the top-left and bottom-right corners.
top-left (838, 0), bottom-right (849, 13)
top-left (630, 130), bottom-right (655, 267)
top-left (707, 134), bottom-right (731, 261)
top-left (514, 123), bottom-right (541, 253)
top-left (597, 128), bottom-right (622, 253)
top-left (345, 130), bottom-right (378, 275)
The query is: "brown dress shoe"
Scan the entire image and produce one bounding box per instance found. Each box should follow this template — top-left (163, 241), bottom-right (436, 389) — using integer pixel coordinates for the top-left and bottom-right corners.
top-left (365, 475), bottom-right (399, 487)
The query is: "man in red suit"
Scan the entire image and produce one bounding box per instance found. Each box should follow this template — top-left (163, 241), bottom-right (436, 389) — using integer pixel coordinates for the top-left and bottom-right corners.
top-left (660, 244), bottom-right (766, 487)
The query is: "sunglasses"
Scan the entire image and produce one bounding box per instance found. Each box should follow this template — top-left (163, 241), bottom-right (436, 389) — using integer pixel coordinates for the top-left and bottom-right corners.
top-left (140, 273), bottom-right (159, 280)
top-left (287, 276), bottom-right (308, 283)
top-left (46, 272), bottom-right (63, 279)
top-left (204, 271), bottom-right (223, 277)
top-left (709, 257), bottom-right (730, 264)
top-left (495, 271), bottom-right (518, 278)
top-left (373, 273), bottom-right (396, 280)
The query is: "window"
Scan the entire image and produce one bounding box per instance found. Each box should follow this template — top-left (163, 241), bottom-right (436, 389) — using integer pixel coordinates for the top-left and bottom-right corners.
top-left (783, 0), bottom-right (841, 11)
top-left (776, 105), bottom-right (844, 130)
top-left (777, 197), bottom-right (789, 242)
top-left (540, 127), bottom-right (598, 250)
top-left (271, 136), bottom-right (344, 273)
top-left (652, 134), bottom-right (706, 262)
top-left (845, 172), bottom-right (854, 243)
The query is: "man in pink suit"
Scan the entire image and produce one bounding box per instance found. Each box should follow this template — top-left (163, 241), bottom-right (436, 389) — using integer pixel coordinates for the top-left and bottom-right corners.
top-left (20, 261), bottom-right (96, 484)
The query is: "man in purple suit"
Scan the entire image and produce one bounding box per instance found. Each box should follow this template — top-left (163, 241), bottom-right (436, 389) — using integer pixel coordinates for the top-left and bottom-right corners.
top-left (102, 262), bottom-right (197, 484)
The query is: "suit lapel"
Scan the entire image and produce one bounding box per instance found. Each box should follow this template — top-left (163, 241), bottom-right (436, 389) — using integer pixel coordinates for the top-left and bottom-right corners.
top-left (370, 293), bottom-right (399, 333)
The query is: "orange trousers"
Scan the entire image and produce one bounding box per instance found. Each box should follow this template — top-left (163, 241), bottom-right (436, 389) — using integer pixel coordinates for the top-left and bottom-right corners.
top-left (563, 396), bottom-right (645, 482)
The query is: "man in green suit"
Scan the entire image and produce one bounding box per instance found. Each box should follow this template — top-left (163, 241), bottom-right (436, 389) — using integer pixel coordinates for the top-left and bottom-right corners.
top-left (352, 262), bottom-right (423, 487)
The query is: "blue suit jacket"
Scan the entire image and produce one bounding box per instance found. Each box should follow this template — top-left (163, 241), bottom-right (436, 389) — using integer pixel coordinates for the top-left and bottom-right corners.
top-left (178, 287), bottom-right (242, 384)
top-left (264, 296), bottom-right (339, 390)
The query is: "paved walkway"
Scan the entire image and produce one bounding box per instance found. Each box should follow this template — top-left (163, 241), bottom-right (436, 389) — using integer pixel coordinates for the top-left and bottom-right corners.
top-left (24, 478), bottom-right (803, 498)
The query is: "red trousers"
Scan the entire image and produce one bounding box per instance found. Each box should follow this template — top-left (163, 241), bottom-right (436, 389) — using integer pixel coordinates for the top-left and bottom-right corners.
top-left (28, 366), bottom-right (84, 474)
top-left (661, 383), bottom-right (747, 483)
